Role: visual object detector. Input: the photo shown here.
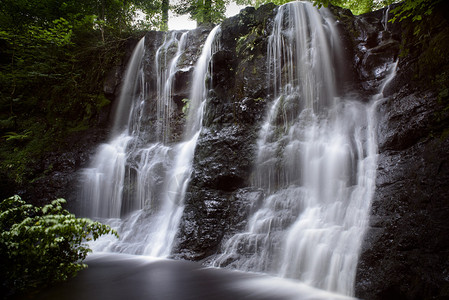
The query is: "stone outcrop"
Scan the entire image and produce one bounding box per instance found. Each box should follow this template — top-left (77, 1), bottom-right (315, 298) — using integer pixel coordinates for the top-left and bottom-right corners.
top-left (10, 2), bottom-right (449, 299)
top-left (174, 4), bottom-right (277, 260)
top-left (353, 3), bottom-right (449, 299)
top-left (12, 37), bottom-right (143, 208)
top-left (356, 88), bottom-right (449, 300)
top-left (174, 3), bottom-right (449, 299)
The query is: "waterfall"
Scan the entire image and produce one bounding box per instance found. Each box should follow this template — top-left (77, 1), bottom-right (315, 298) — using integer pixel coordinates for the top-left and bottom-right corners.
top-left (74, 1), bottom-right (402, 296)
top-left (147, 25), bottom-right (221, 256)
top-left (211, 2), bottom-right (393, 296)
top-left (79, 38), bottom-right (146, 219)
top-left (185, 26), bottom-right (221, 137)
top-left (382, 5), bottom-right (391, 31)
top-left (79, 27), bottom-right (220, 257)
top-left (156, 32), bottom-right (188, 144)
top-left (163, 26), bottom-right (222, 202)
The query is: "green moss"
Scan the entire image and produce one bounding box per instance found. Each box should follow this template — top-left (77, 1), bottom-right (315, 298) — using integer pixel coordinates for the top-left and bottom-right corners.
top-left (252, 66), bottom-right (257, 75)
top-left (398, 4), bottom-right (449, 117)
top-left (0, 123), bottom-right (54, 184)
top-left (417, 29), bottom-right (449, 81)
top-left (236, 34), bottom-right (250, 54)
top-left (236, 26), bottom-right (264, 58)
top-left (440, 128), bottom-right (449, 140)
top-left (0, 32), bottom-right (133, 188)
top-left (96, 93), bottom-right (111, 108)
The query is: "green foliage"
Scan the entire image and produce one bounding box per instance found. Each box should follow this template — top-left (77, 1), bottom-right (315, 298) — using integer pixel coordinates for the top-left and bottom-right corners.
top-left (244, 0), bottom-right (396, 14)
top-left (311, 0), bottom-right (392, 14)
top-left (0, 195), bottom-right (117, 296)
top-left (2, 130), bottom-right (32, 142)
top-left (390, 0), bottom-right (442, 23)
top-left (174, 0), bottom-right (230, 24)
top-left (308, 0), bottom-right (443, 18)
top-left (0, 0), bottom-right (149, 186)
top-left (181, 98), bottom-right (190, 115)
top-left (0, 122), bottom-right (51, 184)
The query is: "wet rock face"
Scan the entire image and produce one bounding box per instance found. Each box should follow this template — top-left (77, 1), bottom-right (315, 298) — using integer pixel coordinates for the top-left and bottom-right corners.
top-left (353, 3), bottom-right (449, 299)
top-left (18, 127), bottom-right (110, 210)
top-left (138, 29), bottom-right (213, 144)
top-left (174, 3), bottom-right (449, 299)
top-left (356, 77), bottom-right (449, 299)
top-left (356, 140), bottom-right (449, 300)
top-left (333, 5), bottom-right (404, 89)
top-left (174, 3), bottom-right (277, 260)
top-left (15, 1), bottom-right (449, 298)
top-left (356, 88), bottom-right (449, 300)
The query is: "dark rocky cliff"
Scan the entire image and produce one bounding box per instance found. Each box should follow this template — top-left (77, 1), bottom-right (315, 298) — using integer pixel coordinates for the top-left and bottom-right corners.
top-left (8, 2), bottom-right (449, 299)
top-left (172, 3), bottom-right (449, 299)
top-left (8, 37), bottom-right (143, 209)
top-left (352, 3), bottom-right (449, 299)
top-left (174, 4), bottom-right (278, 260)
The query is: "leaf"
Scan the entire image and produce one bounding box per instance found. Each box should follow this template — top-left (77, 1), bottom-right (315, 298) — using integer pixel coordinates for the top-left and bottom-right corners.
top-left (3, 130), bottom-right (32, 141)
top-left (0, 195), bottom-right (117, 293)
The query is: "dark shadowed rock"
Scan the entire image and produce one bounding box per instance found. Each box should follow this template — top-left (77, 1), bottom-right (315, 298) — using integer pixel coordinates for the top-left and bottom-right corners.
top-left (354, 2), bottom-right (449, 299)
top-left (11, 2), bottom-right (449, 299)
top-left (174, 4), bottom-right (276, 260)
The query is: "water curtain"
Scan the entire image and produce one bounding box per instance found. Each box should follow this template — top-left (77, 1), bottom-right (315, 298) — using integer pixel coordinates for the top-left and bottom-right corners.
top-left (79, 27), bottom-right (221, 257)
top-left (212, 2), bottom-right (385, 296)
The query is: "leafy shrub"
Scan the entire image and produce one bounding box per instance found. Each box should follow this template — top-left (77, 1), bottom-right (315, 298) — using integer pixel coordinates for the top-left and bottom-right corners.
top-left (0, 195), bottom-right (117, 297)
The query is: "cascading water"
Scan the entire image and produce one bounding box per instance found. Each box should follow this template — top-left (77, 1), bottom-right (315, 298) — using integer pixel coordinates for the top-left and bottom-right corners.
top-left (382, 5), bottom-right (391, 31)
top-left (155, 33), bottom-right (187, 144)
top-left (74, 2), bottom-right (402, 297)
top-left (212, 2), bottom-right (395, 296)
top-left (79, 27), bottom-right (220, 257)
top-left (145, 25), bottom-right (221, 256)
top-left (80, 37), bottom-right (146, 219)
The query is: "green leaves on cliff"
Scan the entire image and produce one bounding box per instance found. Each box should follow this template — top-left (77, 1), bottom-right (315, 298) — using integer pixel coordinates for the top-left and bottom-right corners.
top-left (390, 0), bottom-right (442, 23)
top-left (244, 0), bottom-right (396, 15)
top-left (0, 195), bottom-right (117, 296)
top-left (0, 0), bottom-right (146, 186)
top-left (2, 130), bottom-right (32, 142)
top-left (174, 0), bottom-right (229, 24)
top-left (311, 0), bottom-right (396, 15)
top-left (310, 0), bottom-right (444, 21)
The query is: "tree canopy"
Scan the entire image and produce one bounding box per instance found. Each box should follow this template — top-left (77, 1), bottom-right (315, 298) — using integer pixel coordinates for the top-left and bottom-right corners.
top-left (173, 0), bottom-right (230, 25)
top-left (0, 0), bottom-right (441, 190)
top-left (0, 0), bottom-right (163, 187)
top-left (225, 0), bottom-right (440, 18)
top-left (310, 0), bottom-right (442, 17)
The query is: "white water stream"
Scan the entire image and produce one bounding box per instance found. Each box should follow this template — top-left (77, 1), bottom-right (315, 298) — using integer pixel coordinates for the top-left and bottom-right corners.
top-left (77, 2), bottom-right (398, 297)
top-left (79, 27), bottom-right (220, 257)
top-left (212, 2), bottom-right (397, 296)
